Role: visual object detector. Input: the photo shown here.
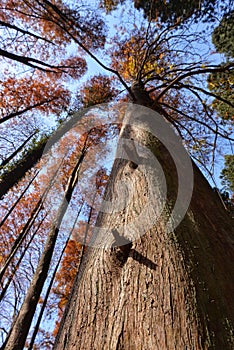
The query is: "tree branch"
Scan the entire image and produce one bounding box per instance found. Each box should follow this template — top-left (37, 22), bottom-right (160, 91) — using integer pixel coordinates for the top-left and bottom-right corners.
top-left (0, 98), bottom-right (57, 124)
top-left (160, 101), bottom-right (234, 141)
top-left (156, 63), bottom-right (234, 101)
top-left (0, 20), bottom-right (55, 45)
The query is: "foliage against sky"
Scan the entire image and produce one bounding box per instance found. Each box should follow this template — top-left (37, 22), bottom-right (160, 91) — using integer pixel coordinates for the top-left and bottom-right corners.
top-left (0, 0), bottom-right (234, 348)
top-left (220, 154), bottom-right (234, 193)
top-left (212, 10), bottom-right (234, 59)
top-left (208, 10), bottom-right (234, 122)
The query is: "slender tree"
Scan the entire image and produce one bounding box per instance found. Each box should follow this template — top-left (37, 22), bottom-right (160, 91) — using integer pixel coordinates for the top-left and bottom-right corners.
top-left (27, 203), bottom-right (83, 350)
top-left (3, 134), bottom-right (89, 350)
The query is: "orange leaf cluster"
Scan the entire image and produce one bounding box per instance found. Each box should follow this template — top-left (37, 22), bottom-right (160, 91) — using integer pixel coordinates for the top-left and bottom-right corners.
top-left (0, 74), bottom-right (71, 119)
top-left (79, 75), bottom-right (118, 107)
top-left (110, 28), bottom-right (169, 83)
top-left (55, 57), bottom-right (87, 79)
top-left (95, 167), bottom-right (109, 194)
top-left (52, 239), bottom-right (82, 337)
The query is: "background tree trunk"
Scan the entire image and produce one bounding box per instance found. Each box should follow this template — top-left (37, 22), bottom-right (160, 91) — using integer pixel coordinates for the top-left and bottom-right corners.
top-left (3, 146), bottom-right (86, 350)
top-left (54, 100), bottom-right (234, 350)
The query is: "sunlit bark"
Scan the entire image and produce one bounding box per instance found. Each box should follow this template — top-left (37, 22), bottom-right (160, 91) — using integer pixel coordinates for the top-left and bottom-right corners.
top-left (54, 91), bottom-right (234, 350)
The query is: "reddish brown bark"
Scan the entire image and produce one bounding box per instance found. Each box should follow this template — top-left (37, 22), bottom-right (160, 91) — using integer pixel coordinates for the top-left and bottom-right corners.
top-left (53, 97), bottom-right (234, 349)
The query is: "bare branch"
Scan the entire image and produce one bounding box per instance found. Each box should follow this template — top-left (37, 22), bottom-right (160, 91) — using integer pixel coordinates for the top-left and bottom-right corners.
top-left (160, 101), bottom-right (234, 141)
top-left (156, 63), bottom-right (234, 101)
top-left (0, 20), bottom-right (55, 45)
top-left (0, 99), bottom-right (57, 125)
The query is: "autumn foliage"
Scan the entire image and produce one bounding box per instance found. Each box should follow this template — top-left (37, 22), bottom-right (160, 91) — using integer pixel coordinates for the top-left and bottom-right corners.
top-left (52, 240), bottom-right (82, 336)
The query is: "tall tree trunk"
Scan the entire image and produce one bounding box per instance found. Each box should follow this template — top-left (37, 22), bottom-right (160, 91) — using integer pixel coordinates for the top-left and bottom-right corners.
top-left (0, 139), bottom-right (47, 199)
top-left (54, 93), bottom-right (234, 349)
top-left (4, 146), bottom-right (86, 350)
top-left (0, 215), bottom-right (46, 303)
top-left (0, 111), bottom-right (81, 199)
top-left (28, 204), bottom-right (83, 350)
top-left (0, 131), bottom-right (37, 168)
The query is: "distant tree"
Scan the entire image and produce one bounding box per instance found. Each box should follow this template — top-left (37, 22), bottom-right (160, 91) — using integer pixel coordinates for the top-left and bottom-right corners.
top-left (212, 10), bottom-right (234, 59)
top-left (207, 69), bottom-right (234, 121)
top-left (133, 0), bottom-right (232, 23)
top-left (208, 10), bottom-right (234, 120)
top-left (220, 155), bottom-right (234, 193)
top-left (78, 75), bottom-right (118, 108)
top-left (100, 0), bottom-right (232, 23)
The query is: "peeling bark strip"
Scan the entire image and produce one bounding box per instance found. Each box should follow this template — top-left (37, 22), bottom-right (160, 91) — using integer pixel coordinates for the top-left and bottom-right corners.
top-left (54, 100), bottom-right (234, 349)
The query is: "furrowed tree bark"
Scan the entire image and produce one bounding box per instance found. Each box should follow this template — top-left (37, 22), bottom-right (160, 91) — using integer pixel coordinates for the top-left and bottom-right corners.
top-left (54, 90), bottom-right (234, 350)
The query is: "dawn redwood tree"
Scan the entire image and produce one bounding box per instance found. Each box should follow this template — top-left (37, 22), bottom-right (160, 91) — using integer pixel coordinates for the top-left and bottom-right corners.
top-left (1, 119), bottom-right (118, 349)
top-left (53, 6), bottom-right (233, 350)
top-left (3, 148), bottom-right (85, 350)
top-left (0, 0), bottom-right (104, 199)
top-left (1, 1), bottom-right (234, 349)
top-left (53, 100), bottom-right (234, 350)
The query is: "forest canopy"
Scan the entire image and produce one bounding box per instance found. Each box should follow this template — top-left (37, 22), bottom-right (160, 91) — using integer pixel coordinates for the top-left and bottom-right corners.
top-left (0, 0), bottom-right (233, 349)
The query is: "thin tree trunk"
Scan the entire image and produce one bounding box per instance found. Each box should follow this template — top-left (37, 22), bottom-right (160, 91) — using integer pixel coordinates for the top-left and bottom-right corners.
top-left (0, 132), bottom-right (37, 168)
top-left (54, 95), bottom-right (234, 349)
top-left (3, 142), bottom-right (87, 350)
top-left (0, 198), bottom-right (44, 282)
top-left (0, 100), bottom-right (56, 125)
top-left (0, 108), bottom-right (86, 199)
top-left (0, 215), bottom-right (47, 302)
top-left (0, 140), bottom-right (48, 199)
top-left (0, 170), bottom-right (39, 229)
top-left (28, 204), bottom-right (83, 350)
top-left (0, 216), bottom-right (47, 349)
top-left (0, 157), bottom-right (64, 282)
